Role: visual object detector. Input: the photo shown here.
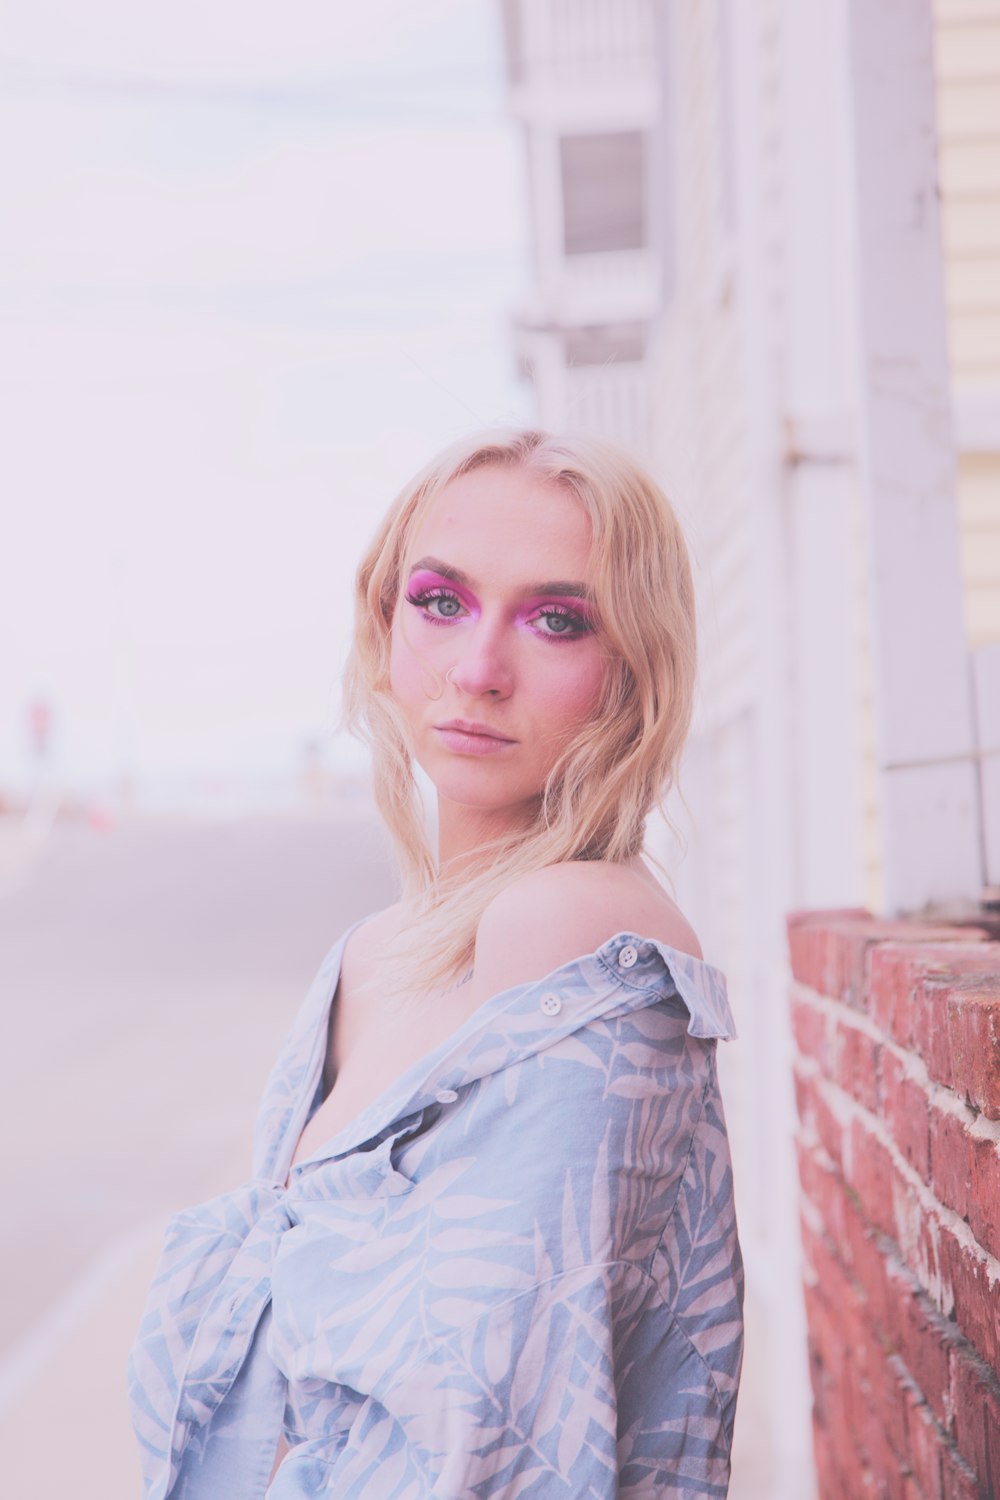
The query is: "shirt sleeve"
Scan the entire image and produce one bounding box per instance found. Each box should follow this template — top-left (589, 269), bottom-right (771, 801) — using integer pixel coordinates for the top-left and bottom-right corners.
top-left (267, 1257), bottom-right (735, 1499)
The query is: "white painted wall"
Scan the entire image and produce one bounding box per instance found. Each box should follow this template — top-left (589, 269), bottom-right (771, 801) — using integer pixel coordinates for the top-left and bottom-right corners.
top-left (500, 0), bottom-right (999, 1491)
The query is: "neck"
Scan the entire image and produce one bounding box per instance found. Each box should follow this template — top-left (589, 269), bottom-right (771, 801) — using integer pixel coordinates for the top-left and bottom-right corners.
top-left (435, 797), bottom-right (539, 879)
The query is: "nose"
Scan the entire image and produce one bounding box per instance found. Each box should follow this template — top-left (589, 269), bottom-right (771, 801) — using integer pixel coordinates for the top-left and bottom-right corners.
top-left (446, 618), bottom-right (513, 699)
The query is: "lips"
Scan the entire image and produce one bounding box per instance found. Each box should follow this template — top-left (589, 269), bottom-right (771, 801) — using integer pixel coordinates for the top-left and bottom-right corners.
top-left (433, 719), bottom-right (518, 755)
top-left (434, 714), bottom-right (515, 738)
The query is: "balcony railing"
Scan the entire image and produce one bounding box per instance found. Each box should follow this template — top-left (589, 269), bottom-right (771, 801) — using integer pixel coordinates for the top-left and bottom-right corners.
top-left (503, 0), bottom-right (656, 89)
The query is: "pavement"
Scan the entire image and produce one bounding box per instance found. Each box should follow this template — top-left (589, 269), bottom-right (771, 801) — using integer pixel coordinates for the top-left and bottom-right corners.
top-left (0, 808), bottom-right (775, 1499)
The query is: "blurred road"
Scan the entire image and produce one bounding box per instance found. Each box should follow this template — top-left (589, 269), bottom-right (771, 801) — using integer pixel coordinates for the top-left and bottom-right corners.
top-left (0, 808), bottom-right (394, 1497)
top-left (0, 809), bottom-right (772, 1499)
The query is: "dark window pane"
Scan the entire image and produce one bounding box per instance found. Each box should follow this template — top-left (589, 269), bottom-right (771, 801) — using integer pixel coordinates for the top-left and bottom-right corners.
top-left (560, 131), bottom-right (646, 254)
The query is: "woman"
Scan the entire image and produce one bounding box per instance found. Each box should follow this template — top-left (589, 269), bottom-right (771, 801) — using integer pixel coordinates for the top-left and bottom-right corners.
top-left (129, 426), bottom-right (744, 1498)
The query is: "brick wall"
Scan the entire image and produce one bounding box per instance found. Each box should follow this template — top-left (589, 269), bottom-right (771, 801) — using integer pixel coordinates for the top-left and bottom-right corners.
top-left (787, 908), bottom-right (1000, 1499)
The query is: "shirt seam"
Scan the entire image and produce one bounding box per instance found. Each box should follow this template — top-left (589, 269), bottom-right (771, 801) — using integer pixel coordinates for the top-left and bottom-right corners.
top-left (593, 945), bottom-right (682, 999)
top-left (647, 1055), bottom-right (733, 1460)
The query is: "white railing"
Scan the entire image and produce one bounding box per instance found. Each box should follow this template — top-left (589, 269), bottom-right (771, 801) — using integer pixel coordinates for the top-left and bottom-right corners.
top-left (515, 0), bottom-right (656, 87)
top-left (563, 362), bottom-right (651, 456)
top-left (529, 249), bottom-right (659, 326)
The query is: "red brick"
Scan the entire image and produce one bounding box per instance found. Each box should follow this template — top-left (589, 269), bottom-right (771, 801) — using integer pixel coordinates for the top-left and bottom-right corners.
top-left (949, 1343), bottom-right (1000, 1494)
top-left (967, 1133), bottom-right (1000, 1263)
top-left (861, 1395), bottom-right (910, 1500)
top-left (811, 1417), bottom-right (843, 1500)
top-left (860, 930), bottom-right (993, 1017)
top-left (833, 1016), bottom-right (882, 1112)
top-left (787, 916), bottom-right (973, 1006)
top-left (791, 992), bottom-right (830, 1070)
top-left (796, 1135), bottom-right (848, 1251)
top-left (929, 1100), bottom-right (973, 1223)
top-left (887, 1267), bottom-right (955, 1431)
top-left (883, 1352), bottom-right (914, 1464)
top-left (939, 1226), bottom-right (1000, 1374)
top-left (916, 978), bottom-right (957, 1090)
top-left (846, 1199), bottom-right (895, 1334)
top-left (881, 1050), bottom-right (932, 1179)
top-left (814, 1083), bottom-right (846, 1174)
top-left (795, 1070), bottom-right (848, 1184)
top-left (787, 908), bottom-right (874, 991)
top-left (868, 943), bottom-right (1000, 1051)
top-left (849, 1115), bottom-right (901, 1242)
top-left (900, 1376), bottom-right (945, 1500)
top-left (802, 1215), bottom-right (863, 1337)
top-left (870, 945), bottom-right (928, 1046)
top-left (940, 1442), bottom-right (985, 1500)
top-left (794, 1064), bottom-right (815, 1135)
top-left (948, 978), bottom-right (1000, 1121)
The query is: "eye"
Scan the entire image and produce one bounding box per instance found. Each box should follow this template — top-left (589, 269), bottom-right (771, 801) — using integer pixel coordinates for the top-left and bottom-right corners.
top-left (530, 606), bottom-right (594, 639)
top-left (404, 586), bottom-right (467, 623)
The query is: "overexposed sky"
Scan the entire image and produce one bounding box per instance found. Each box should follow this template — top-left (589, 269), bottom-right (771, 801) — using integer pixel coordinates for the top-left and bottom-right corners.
top-left (1, 0), bottom-right (532, 795)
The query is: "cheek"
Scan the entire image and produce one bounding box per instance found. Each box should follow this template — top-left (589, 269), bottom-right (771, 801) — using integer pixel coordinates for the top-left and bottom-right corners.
top-left (388, 618), bottom-right (425, 712)
top-left (535, 648), bottom-right (606, 728)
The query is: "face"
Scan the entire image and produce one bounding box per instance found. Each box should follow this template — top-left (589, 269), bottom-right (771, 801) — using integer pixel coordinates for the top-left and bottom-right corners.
top-left (388, 464), bottom-right (607, 837)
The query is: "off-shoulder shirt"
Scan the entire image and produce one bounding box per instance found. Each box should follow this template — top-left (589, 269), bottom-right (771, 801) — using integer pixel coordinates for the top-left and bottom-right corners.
top-left (128, 924), bottom-right (744, 1498)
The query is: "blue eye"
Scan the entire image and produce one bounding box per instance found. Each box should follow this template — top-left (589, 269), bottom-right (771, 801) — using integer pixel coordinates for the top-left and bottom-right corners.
top-left (531, 607), bottom-right (592, 639)
top-left (405, 587), bottom-right (466, 622)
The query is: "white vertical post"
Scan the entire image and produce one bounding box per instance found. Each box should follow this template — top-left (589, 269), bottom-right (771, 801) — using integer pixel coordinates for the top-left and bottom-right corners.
top-left (845, 0), bottom-right (982, 914)
top-left (782, 0), bottom-right (866, 910)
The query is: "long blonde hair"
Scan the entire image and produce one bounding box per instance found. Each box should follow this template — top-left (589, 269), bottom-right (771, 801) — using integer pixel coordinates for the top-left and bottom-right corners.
top-left (341, 426), bottom-right (697, 999)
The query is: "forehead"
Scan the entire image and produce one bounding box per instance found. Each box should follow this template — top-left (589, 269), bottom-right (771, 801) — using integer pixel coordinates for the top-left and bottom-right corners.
top-left (405, 465), bottom-right (592, 582)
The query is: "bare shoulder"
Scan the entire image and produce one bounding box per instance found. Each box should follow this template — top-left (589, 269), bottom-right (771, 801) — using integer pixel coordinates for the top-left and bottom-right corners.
top-left (474, 860), bottom-right (703, 996)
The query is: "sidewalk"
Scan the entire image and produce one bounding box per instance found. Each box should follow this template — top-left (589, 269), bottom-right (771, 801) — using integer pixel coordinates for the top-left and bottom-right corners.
top-left (0, 1221), bottom-right (164, 1497)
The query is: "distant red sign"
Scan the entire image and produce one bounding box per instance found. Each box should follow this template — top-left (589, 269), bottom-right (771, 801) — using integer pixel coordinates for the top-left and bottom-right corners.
top-left (28, 697), bottom-right (52, 757)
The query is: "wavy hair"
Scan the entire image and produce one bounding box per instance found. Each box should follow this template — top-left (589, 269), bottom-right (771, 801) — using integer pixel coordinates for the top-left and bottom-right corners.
top-left (340, 426), bottom-right (697, 1000)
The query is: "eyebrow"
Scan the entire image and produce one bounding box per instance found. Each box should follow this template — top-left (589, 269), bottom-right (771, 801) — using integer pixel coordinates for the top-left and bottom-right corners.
top-left (407, 555), bottom-right (595, 601)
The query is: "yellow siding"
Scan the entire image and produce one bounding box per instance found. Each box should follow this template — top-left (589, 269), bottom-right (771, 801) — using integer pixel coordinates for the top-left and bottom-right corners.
top-left (934, 0), bottom-right (1000, 652)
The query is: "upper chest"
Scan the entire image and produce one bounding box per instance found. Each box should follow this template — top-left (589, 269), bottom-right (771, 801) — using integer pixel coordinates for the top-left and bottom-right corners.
top-left (287, 938), bottom-right (486, 1172)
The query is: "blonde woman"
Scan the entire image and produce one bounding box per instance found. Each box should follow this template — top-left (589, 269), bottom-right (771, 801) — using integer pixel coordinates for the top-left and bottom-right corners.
top-left (129, 427), bottom-right (744, 1498)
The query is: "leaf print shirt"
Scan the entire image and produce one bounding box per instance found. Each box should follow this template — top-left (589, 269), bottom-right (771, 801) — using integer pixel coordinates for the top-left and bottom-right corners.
top-left (128, 925), bottom-right (744, 1499)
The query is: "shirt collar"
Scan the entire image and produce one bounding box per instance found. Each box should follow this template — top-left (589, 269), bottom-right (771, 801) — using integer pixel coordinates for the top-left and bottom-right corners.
top-left (256, 924), bottom-right (736, 1186)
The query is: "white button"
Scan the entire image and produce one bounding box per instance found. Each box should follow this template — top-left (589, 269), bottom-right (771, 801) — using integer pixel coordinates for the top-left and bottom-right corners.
top-left (618, 944), bottom-right (639, 969)
top-left (435, 1088), bottom-right (458, 1104)
top-left (540, 993), bottom-right (562, 1016)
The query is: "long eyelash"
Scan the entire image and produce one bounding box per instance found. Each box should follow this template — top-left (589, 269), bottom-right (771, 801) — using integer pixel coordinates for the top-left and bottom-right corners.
top-left (533, 605), bottom-right (594, 637)
top-left (404, 586), bottom-right (465, 623)
top-left (405, 586), bottom-right (458, 606)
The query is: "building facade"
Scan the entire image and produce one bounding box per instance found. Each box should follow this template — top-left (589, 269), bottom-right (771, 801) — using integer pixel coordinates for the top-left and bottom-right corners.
top-left (499, 2), bottom-right (1000, 1496)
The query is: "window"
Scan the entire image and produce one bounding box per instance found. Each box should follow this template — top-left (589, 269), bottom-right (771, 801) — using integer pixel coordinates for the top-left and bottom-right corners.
top-left (559, 131), bottom-right (647, 254)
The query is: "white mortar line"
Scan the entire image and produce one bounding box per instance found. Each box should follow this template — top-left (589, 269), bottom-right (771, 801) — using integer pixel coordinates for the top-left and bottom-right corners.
top-left (792, 1048), bottom-right (1000, 1297)
top-left (792, 978), bottom-right (1000, 1143)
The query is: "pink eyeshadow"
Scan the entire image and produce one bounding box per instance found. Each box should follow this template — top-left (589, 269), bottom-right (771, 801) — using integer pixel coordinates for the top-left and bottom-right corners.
top-left (518, 595), bottom-right (598, 625)
top-left (406, 570), bottom-right (479, 611)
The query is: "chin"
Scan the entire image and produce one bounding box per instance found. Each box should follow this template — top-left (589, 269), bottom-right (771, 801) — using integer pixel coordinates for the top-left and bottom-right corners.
top-left (423, 760), bottom-right (541, 817)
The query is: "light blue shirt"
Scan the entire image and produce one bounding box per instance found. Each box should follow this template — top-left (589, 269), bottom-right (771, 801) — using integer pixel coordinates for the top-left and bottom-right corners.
top-left (129, 924), bottom-right (743, 1498)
